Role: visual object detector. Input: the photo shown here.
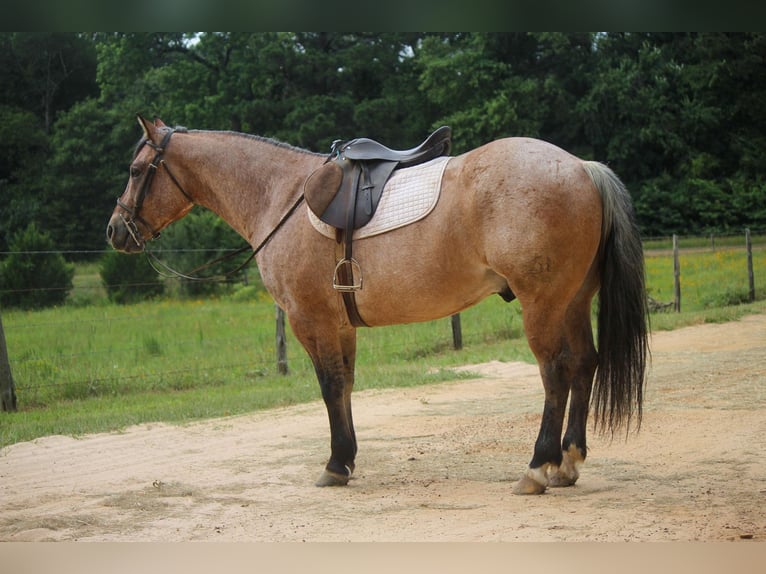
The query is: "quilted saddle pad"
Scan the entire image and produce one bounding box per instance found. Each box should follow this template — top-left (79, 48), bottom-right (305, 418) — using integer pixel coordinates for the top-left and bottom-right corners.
top-left (307, 156), bottom-right (451, 240)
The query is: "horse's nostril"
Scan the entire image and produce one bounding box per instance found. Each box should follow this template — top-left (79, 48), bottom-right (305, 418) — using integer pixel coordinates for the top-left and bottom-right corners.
top-left (106, 224), bottom-right (114, 241)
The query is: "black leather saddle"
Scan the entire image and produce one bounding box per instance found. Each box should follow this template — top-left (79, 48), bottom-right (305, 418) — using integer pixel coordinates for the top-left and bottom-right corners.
top-left (305, 126), bottom-right (451, 230)
top-left (303, 126), bottom-right (451, 327)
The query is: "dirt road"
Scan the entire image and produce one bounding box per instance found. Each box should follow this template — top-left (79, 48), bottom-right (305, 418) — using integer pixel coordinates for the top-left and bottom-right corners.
top-left (1, 314), bottom-right (764, 542)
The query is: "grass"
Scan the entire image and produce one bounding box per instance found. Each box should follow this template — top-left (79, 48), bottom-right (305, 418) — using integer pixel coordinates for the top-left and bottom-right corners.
top-left (645, 246), bottom-right (765, 314)
top-left (0, 291), bottom-right (531, 447)
top-left (1, 240), bottom-right (764, 448)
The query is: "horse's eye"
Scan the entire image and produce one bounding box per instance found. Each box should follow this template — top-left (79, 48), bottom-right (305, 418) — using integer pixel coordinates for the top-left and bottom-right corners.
top-left (130, 166), bottom-right (141, 178)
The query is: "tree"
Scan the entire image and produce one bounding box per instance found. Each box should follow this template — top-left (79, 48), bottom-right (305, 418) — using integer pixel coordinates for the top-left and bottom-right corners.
top-left (579, 33), bottom-right (766, 235)
top-left (0, 33), bottom-right (97, 133)
top-left (416, 33), bottom-right (595, 154)
top-left (0, 33), bottom-right (98, 253)
top-left (0, 223), bottom-right (74, 309)
top-left (3, 31), bottom-right (766, 259)
top-left (100, 250), bottom-right (164, 304)
top-left (0, 106), bottom-right (48, 252)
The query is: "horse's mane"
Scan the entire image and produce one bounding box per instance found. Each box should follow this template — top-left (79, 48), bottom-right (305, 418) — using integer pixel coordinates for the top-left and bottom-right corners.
top-left (132, 126), bottom-right (324, 160)
top-left (191, 129), bottom-right (323, 157)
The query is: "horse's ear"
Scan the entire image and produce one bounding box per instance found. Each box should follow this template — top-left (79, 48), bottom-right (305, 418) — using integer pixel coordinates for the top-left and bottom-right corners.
top-left (136, 114), bottom-right (156, 142)
top-left (153, 117), bottom-right (168, 128)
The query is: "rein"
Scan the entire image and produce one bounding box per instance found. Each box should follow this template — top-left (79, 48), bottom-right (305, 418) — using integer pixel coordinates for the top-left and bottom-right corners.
top-left (146, 193), bottom-right (305, 282)
top-left (118, 127), bottom-right (305, 282)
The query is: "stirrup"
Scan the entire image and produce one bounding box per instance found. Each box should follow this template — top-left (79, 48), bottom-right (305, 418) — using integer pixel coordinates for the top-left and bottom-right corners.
top-left (332, 258), bottom-right (363, 292)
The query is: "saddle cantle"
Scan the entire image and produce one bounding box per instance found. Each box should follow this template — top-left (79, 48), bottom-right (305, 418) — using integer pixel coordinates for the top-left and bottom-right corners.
top-left (303, 126), bottom-right (452, 327)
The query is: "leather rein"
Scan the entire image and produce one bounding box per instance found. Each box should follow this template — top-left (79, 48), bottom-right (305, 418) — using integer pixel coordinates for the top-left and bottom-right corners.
top-left (117, 127), bottom-right (303, 282)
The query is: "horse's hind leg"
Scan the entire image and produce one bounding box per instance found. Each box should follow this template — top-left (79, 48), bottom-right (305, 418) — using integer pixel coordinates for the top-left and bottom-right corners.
top-left (513, 298), bottom-right (597, 494)
top-left (548, 305), bottom-right (597, 488)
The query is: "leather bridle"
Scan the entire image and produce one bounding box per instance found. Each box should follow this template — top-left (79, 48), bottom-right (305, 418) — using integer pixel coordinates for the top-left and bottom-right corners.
top-left (116, 128), bottom-right (194, 248)
top-left (114, 125), bottom-right (306, 282)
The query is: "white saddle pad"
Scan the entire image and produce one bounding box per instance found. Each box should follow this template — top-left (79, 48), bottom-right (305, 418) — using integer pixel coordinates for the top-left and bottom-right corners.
top-left (307, 156), bottom-right (450, 240)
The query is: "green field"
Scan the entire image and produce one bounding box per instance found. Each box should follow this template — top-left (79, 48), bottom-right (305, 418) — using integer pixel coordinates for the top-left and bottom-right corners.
top-left (1, 242), bottom-right (764, 448)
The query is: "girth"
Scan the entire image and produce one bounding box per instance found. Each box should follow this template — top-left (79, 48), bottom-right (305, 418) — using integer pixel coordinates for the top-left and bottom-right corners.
top-left (304, 126), bottom-right (451, 327)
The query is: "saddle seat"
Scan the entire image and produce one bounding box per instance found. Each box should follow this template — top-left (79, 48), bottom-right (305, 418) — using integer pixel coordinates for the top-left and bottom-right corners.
top-left (338, 125), bottom-right (452, 166)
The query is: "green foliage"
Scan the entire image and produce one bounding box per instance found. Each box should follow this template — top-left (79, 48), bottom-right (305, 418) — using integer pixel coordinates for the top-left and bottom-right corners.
top-left (99, 250), bottom-right (164, 304)
top-left (2, 32), bottom-right (766, 257)
top-left (0, 106), bottom-right (47, 252)
top-left (0, 223), bottom-right (74, 309)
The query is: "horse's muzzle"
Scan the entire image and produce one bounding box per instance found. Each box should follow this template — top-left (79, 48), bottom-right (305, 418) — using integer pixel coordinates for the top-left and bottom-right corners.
top-left (106, 213), bottom-right (145, 253)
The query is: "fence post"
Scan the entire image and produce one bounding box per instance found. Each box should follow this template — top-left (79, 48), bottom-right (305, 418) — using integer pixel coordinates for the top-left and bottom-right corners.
top-left (746, 228), bottom-right (755, 303)
top-left (0, 313), bottom-right (18, 412)
top-left (451, 314), bottom-right (463, 350)
top-left (275, 305), bottom-right (288, 375)
top-left (673, 234), bottom-right (681, 313)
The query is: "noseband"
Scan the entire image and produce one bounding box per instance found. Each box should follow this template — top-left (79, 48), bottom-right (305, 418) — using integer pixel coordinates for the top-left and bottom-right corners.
top-left (116, 128), bottom-right (194, 248)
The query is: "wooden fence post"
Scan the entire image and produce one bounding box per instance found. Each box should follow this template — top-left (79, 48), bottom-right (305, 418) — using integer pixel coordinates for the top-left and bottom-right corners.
top-left (0, 313), bottom-right (18, 412)
top-left (275, 305), bottom-right (288, 375)
top-left (673, 234), bottom-right (681, 313)
top-left (451, 314), bottom-right (463, 350)
top-left (746, 228), bottom-right (755, 303)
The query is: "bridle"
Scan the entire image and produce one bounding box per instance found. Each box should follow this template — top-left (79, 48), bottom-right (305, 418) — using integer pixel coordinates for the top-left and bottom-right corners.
top-left (116, 127), bottom-right (194, 249)
top-left (115, 125), bottom-right (306, 281)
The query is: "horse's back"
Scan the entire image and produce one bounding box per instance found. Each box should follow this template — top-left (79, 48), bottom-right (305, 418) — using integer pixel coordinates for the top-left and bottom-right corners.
top-left (346, 136), bottom-right (603, 325)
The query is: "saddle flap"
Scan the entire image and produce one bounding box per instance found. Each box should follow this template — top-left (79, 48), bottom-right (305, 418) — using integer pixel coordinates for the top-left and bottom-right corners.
top-left (304, 161), bottom-right (344, 221)
top-left (304, 158), bottom-right (397, 230)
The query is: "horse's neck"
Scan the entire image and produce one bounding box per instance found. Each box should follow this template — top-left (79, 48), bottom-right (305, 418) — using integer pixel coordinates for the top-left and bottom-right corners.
top-left (182, 132), bottom-right (321, 245)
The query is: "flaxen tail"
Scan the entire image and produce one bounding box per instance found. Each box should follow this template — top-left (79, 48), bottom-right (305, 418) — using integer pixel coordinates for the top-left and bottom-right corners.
top-left (582, 161), bottom-right (650, 434)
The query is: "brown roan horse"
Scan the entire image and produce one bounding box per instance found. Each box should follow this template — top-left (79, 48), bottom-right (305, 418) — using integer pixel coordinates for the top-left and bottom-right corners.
top-left (107, 115), bottom-right (649, 494)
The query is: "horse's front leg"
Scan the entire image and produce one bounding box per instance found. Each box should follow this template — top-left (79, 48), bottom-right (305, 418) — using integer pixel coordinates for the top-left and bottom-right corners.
top-left (307, 328), bottom-right (358, 487)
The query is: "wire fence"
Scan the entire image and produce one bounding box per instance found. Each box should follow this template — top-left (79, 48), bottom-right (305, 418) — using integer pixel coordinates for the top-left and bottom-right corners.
top-left (1, 232), bottom-right (764, 411)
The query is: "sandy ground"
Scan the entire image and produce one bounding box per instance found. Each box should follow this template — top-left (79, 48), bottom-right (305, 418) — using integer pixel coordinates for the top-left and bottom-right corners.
top-left (1, 314), bottom-right (764, 542)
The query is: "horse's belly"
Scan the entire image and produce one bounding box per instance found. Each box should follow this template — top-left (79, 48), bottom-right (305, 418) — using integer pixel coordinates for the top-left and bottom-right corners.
top-left (353, 263), bottom-right (505, 327)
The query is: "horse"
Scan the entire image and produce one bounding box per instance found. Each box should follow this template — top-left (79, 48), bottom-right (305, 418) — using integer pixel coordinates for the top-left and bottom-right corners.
top-left (106, 115), bottom-right (649, 495)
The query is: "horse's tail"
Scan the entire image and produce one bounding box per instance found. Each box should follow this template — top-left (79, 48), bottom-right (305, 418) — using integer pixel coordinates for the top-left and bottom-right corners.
top-left (581, 161), bottom-right (649, 435)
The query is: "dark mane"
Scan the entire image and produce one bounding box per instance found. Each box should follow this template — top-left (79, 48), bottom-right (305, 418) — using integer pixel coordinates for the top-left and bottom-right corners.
top-left (193, 129), bottom-right (324, 157)
top-left (132, 127), bottom-right (324, 160)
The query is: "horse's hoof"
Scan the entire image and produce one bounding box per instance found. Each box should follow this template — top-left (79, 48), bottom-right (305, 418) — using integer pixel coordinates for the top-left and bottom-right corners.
top-left (548, 470), bottom-right (577, 487)
top-left (315, 465), bottom-right (352, 487)
top-left (548, 460), bottom-right (579, 487)
top-left (512, 466), bottom-right (548, 495)
top-left (549, 446), bottom-right (582, 487)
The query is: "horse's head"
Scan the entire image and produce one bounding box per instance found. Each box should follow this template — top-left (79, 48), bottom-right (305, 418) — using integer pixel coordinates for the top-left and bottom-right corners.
top-left (106, 115), bottom-right (194, 253)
